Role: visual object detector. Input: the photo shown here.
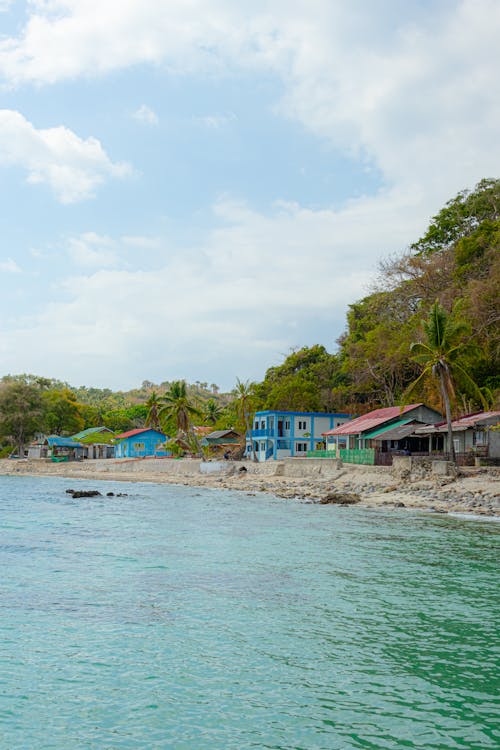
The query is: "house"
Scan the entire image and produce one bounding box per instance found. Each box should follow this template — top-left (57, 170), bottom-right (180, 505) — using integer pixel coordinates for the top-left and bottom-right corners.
top-left (45, 435), bottom-right (86, 462)
top-left (202, 429), bottom-right (242, 456)
top-left (247, 410), bottom-right (352, 461)
top-left (114, 428), bottom-right (169, 458)
top-left (323, 404), bottom-right (443, 464)
top-left (71, 426), bottom-right (116, 459)
top-left (414, 411), bottom-right (500, 461)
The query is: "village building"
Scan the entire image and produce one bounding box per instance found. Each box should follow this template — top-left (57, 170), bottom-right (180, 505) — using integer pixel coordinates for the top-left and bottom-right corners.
top-left (322, 404), bottom-right (443, 465)
top-left (414, 411), bottom-right (500, 463)
top-left (72, 426), bottom-right (116, 459)
top-left (114, 428), bottom-right (169, 459)
top-left (247, 410), bottom-right (352, 461)
top-left (202, 429), bottom-right (242, 456)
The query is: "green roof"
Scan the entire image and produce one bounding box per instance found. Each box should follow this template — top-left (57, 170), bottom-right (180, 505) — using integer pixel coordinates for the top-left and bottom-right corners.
top-left (362, 418), bottom-right (413, 440)
top-left (72, 426), bottom-right (114, 440)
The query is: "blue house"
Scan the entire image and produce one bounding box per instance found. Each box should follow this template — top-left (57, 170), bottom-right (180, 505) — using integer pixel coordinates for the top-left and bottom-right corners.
top-left (114, 428), bottom-right (169, 458)
top-left (246, 410), bottom-right (352, 461)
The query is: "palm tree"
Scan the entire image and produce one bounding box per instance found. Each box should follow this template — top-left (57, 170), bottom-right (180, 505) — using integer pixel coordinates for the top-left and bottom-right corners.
top-left (145, 390), bottom-right (162, 431)
top-left (159, 381), bottom-right (203, 458)
top-left (204, 398), bottom-right (222, 425)
top-left (405, 301), bottom-right (486, 463)
top-left (234, 378), bottom-right (258, 462)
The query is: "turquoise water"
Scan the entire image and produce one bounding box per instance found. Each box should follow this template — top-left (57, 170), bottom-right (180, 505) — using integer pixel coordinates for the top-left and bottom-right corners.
top-left (0, 476), bottom-right (498, 749)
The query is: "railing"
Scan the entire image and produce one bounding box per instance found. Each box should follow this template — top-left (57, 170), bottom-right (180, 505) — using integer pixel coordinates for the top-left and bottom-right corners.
top-left (251, 429), bottom-right (273, 438)
top-left (306, 450), bottom-right (337, 458)
top-left (340, 448), bottom-right (375, 465)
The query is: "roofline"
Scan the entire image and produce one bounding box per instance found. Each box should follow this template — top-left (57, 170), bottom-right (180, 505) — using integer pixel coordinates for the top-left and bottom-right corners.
top-left (253, 410), bottom-right (352, 417)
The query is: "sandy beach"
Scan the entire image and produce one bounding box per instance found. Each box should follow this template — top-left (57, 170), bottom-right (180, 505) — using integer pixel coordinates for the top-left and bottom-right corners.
top-left (1, 457), bottom-right (499, 517)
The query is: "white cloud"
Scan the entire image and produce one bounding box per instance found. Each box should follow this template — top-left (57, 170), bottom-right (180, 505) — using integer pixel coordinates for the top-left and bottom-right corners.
top-left (132, 104), bottom-right (159, 126)
top-left (0, 1), bottom-right (498, 209)
top-left (0, 189), bottom-right (424, 388)
top-left (0, 109), bottom-right (131, 202)
top-left (0, 258), bottom-right (21, 273)
top-left (66, 232), bottom-right (120, 268)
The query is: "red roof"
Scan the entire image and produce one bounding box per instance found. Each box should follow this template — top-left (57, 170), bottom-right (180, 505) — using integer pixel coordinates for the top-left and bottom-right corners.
top-left (323, 404), bottom-right (424, 436)
top-left (115, 427), bottom-right (165, 440)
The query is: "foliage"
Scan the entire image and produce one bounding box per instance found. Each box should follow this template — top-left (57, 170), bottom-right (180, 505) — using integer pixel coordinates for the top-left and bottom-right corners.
top-left (159, 381), bottom-right (201, 435)
top-left (405, 302), bottom-right (487, 462)
top-left (42, 388), bottom-right (85, 436)
top-left (0, 381), bottom-right (45, 454)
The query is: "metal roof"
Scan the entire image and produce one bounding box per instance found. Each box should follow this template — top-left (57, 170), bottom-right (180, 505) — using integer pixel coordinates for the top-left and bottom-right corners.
top-left (206, 429), bottom-right (240, 439)
top-left (323, 404), bottom-right (424, 436)
top-left (361, 419), bottom-right (416, 440)
top-left (46, 436), bottom-right (83, 448)
top-left (415, 411), bottom-right (500, 434)
top-left (115, 428), bottom-right (166, 440)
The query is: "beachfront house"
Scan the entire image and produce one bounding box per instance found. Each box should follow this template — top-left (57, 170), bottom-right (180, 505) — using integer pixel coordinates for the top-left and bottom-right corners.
top-left (202, 429), bottom-right (242, 456)
top-left (322, 404), bottom-right (443, 465)
top-left (44, 435), bottom-right (86, 462)
top-left (247, 410), bottom-right (352, 461)
top-left (114, 428), bottom-right (169, 459)
top-left (414, 411), bottom-right (500, 463)
top-left (72, 426), bottom-right (116, 459)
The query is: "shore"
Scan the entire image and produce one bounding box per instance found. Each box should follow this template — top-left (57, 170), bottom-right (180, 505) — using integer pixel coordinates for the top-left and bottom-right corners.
top-left (1, 457), bottom-right (499, 517)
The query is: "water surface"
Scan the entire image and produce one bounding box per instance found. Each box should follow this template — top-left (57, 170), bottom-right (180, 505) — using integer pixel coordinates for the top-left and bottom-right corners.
top-left (0, 475), bottom-right (498, 749)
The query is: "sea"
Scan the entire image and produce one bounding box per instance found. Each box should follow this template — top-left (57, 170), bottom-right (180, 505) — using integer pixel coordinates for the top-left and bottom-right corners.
top-left (0, 475), bottom-right (498, 749)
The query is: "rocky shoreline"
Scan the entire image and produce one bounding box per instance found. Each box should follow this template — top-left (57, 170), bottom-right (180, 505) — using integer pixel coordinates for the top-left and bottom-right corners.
top-left (1, 457), bottom-right (499, 517)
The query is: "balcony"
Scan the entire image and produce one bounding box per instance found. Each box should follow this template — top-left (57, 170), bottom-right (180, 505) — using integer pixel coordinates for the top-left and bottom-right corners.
top-left (251, 428), bottom-right (275, 438)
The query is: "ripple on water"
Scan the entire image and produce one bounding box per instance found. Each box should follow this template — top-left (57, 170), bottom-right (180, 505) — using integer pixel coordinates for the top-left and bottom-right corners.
top-left (0, 475), bottom-right (498, 750)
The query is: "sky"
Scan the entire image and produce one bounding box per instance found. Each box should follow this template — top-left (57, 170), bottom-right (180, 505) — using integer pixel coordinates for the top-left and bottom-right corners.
top-left (0, 0), bottom-right (499, 391)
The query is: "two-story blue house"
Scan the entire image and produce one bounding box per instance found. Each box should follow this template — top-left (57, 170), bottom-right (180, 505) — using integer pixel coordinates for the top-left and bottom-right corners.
top-left (114, 428), bottom-right (169, 458)
top-left (246, 410), bottom-right (352, 461)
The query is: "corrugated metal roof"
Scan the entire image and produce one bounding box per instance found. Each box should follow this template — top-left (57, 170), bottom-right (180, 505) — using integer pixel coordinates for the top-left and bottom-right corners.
top-left (115, 428), bottom-right (166, 440)
top-left (415, 411), bottom-right (500, 434)
top-left (46, 436), bottom-right (83, 448)
top-left (323, 404), bottom-right (424, 436)
top-left (206, 429), bottom-right (240, 439)
top-left (361, 418), bottom-right (415, 440)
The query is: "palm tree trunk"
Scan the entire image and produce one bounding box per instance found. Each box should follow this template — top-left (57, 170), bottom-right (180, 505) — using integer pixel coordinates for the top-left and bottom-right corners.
top-left (440, 372), bottom-right (456, 463)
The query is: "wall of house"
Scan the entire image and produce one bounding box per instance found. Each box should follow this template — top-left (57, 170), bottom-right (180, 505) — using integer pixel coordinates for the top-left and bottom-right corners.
top-left (116, 431), bottom-right (167, 458)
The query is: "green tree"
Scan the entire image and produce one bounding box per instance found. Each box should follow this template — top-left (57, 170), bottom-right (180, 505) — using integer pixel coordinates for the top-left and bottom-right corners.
top-left (204, 398), bottom-right (222, 425)
top-left (43, 388), bottom-right (85, 435)
top-left (0, 381), bottom-right (45, 455)
top-left (233, 378), bottom-right (258, 462)
top-left (145, 391), bottom-right (162, 431)
top-left (159, 381), bottom-right (203, 458)
top-left (405, 302), bottom-right (486, 462)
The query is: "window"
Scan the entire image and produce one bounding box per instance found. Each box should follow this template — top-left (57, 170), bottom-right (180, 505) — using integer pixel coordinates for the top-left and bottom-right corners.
top-left (133, 442), bottom-right (145, 452)
top-left (260, 442), bottom-right (266, 451)
top-left (296, 442), bottom-right (308, 452)
top-left (285, 420), bottom-right (290, 430)
top-left (261, 420), bottom-right (265, 429)
top-left (474, 430), bottom-right (487, 446)
top-left (298, 420), bottom-right (308, 430)
top-left (254, 421), bottom-right (259, 430)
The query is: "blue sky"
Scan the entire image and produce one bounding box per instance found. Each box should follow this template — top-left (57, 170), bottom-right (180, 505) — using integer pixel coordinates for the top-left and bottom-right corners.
top-left (0, 0), bottom-right (499, 390)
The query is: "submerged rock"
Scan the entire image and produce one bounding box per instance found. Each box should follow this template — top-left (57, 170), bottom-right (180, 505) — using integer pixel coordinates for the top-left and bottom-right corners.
top-left (69, 490), bottom-right (102, 498)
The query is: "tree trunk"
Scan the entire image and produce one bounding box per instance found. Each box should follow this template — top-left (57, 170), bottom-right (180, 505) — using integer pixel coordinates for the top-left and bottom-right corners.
top-left (245, 414), bottom-right (258, 462)
top-left (440, 372), bottom-right (456, 463)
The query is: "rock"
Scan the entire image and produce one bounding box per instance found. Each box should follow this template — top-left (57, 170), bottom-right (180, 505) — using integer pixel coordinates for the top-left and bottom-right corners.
top-left (106, 492), bottom-right (114, 496)
top-left (70, 490), bottom-right (102, 498)
top-left (319, 492), bottom-right (360, 505)
top-left (65, 489), bottom-right (75, 494)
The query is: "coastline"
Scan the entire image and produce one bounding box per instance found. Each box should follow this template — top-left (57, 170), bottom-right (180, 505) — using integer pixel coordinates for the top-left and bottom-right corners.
top-left (1, 457), bottom-right (499, 517)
